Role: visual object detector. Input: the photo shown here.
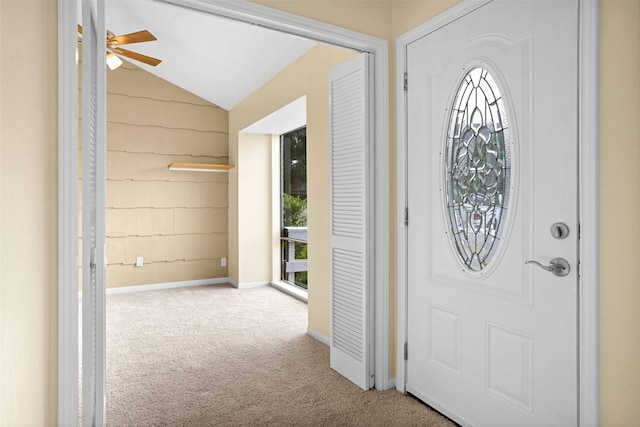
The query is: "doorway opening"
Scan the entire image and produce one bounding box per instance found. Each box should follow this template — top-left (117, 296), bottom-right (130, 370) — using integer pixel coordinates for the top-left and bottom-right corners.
top-left (59, 1), bottom-right (391, 423)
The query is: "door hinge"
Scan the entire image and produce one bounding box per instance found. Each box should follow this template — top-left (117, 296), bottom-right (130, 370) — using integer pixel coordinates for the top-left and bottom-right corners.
top-left (404, 207), bottom-right (409, 226)
top-left (404, 72), bottom-right (408, 91)
top-left (404, 342), bottom-right (408, 361)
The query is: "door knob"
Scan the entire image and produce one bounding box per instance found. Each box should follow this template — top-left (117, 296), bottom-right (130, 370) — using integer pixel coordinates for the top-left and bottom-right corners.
top-left (525, 258), bottom-right (570, 277)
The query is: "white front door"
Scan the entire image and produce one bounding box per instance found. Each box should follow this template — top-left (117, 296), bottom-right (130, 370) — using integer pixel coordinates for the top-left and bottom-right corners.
top-left (406, 1), bottom-right (579, 425)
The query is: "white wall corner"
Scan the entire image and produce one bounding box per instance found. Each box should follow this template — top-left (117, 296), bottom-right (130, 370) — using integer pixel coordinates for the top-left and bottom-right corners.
top-left (227, 277), bottom-right (239, 288)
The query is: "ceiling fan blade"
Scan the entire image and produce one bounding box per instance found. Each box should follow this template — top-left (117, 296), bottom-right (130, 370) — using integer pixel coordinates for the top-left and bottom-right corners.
top-left (108, 30), bottom-right (156, 46)
top-left (111, 47), bottom-right (161, 67)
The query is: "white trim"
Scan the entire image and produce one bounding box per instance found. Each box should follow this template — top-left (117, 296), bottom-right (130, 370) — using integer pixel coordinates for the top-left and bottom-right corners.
top-left (395, 1), bottom-right (600, 424)
top-left (578, 1), bottom-right (600, 425)
top-left (81, 0), bottom-right (108, 424)
top-left (270, 280), bottom-right (309, 303)
top-left (307, 327), bottom-right (330, 346)
top-left (105, 278), bottom-right (233, 295)
top-left (79, 278), bottom-right (241, 299)
top-left (395, 0), bottom-right (492, 45)
top-left (153, 0), bottom-right (379, 53)
top-left (235, 281), bottom-right (272, 289)
top-left (395, 25), bottom-right (409, 396)
top-left (59, 1), bottom-right (391, 418)
top-left (225, 279), bottom-right (280, 290)
top-left (57, 0), bottom-right (79, 424)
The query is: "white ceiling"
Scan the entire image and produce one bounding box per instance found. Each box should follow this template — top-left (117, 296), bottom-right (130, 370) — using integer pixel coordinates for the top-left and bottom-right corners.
top-left (241, 95), bottom-right (306, 134)
top-left (103, 0), bottom-right (318, 110)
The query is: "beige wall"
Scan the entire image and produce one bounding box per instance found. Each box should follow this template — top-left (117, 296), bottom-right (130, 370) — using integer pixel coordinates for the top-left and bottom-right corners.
top-left (0, 1), bottom-right (58, 425)
top-left (229, 44), bottom-right (357, 335)
top-left (236, 132), bottom-right (274, 284)
top-left (79, 61), bottom-right (230, 288)
top-left (1, 2), bottom-right (638, 425)
top-left (599, 1), bottom-right (640, 425)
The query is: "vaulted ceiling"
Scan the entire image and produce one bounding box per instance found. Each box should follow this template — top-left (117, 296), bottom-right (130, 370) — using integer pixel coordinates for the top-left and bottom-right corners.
top-left (104, 0), bottom-right (318, 110)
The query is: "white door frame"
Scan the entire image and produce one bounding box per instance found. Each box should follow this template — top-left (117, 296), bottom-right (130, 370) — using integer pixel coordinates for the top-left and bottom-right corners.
top-left (57, 1), bottom-right (80, 423)
top-left (58, 0), bottom-right (390, 423)
top-left (395, 0), bottom-right (600, 425)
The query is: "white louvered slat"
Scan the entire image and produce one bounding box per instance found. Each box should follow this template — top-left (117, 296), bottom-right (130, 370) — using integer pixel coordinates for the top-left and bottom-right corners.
top-left (331, 65), bottom-right (365, 239)
top-left (329, 54), bottom-right (371, 390)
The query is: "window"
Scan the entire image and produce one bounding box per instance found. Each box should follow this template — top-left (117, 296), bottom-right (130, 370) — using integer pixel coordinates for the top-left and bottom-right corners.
top-left (281, 127), bottom-right (308, 289)
top-left (445, 67), bottom-right (512, 272)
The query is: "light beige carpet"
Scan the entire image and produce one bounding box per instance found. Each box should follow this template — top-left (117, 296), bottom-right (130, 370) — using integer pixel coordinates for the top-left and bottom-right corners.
top-left (105, 284), bottom-right (455, 426)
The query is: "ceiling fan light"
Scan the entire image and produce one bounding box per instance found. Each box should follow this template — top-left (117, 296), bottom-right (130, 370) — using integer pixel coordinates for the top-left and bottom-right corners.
top-left (106, 52), bottom-right (123, 70)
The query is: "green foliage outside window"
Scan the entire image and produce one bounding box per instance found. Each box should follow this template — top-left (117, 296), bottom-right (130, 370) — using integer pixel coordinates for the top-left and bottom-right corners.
top-left (283, 193), bottom-right (307, 227)
top-left (283, 194), bottom-right (308, 288)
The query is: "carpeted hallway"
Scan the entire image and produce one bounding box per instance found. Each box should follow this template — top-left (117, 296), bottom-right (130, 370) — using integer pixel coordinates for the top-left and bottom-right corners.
top-left (105, 284), bottom-right (455, 426)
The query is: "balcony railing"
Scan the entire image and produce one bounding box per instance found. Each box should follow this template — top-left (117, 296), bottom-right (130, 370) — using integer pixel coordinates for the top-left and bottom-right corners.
top-left (281, 226), bottom-right (308, 289)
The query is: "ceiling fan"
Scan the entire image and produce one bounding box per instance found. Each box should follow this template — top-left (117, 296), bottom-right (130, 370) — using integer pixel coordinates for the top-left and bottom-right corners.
top-left (77, 24), bottom-right (162, 70)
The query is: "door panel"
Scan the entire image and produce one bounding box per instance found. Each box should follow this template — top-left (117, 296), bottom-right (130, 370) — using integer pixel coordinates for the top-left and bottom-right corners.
top-left (406, 1), bottom-right (578, 425)
top-left (329, 53), bottom-right (372, 390)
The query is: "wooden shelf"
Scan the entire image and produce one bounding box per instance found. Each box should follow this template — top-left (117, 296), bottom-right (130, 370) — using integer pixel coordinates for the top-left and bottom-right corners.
top-left (168, 162), bottom-right (235, 172)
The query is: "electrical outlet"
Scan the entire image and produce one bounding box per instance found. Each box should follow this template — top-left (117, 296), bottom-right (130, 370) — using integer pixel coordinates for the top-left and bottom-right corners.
top-left (136, 256), bottom-right (143, 267)
top-left (221, 257), bottom-right (227, 267)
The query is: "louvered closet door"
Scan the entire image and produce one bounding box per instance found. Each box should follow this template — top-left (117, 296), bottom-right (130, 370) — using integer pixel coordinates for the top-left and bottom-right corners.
top-left (328, 53), bottom-right (372, 390)
top-left (81, 0), bottom-right (107, 425)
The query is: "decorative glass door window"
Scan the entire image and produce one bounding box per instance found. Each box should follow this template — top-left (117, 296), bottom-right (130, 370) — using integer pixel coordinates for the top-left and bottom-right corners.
top-left (445, 67), bottom-right (512, 271)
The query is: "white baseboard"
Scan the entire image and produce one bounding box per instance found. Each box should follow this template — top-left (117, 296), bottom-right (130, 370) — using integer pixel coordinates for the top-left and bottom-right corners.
top-left (234, 280), bottom-right (271, 289)
top-left (92, 278), bottom-right (270, 296)
top-left (388, 378), bottom-right (396, 389)
top-left (307, 327), bottom-right (330, 346)
top-left (228, 278), bottom-right (272, 289)
top-left (270, 280), bottom-right (308, 302)
top-left (105, 277), bottom-right (233, 295)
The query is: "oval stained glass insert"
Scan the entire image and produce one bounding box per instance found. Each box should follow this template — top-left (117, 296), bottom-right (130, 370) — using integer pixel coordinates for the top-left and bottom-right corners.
top-left (445, 67), bottom-right (512, 272)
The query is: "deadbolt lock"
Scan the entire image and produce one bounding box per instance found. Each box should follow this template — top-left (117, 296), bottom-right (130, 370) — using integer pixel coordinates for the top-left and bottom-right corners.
top-left (550, 222), bottom-right (569, 240)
